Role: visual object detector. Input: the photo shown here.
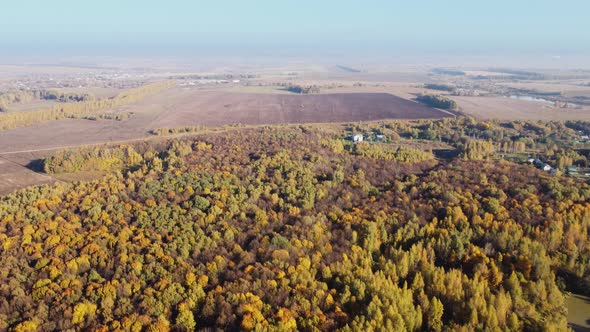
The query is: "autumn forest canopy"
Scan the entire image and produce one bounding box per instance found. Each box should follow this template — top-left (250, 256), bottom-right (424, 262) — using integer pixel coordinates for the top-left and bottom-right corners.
top-left (1, 118), bottom-right (589, 331)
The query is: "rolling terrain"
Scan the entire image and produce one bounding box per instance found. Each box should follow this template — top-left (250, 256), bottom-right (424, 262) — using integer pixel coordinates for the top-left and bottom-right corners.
top-left (0, 88), bottom-right (450, 154)
top-left (0, 88), bottom-right (451, 195)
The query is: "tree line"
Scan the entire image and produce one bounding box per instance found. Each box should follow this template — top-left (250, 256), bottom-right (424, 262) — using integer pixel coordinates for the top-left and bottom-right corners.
top-left (0, 81), bottom-right (175, 131)
top-left (285, 84), bottom-right (321, 94)
top-left (423, 83), bottom-right (456, 92)
top-left (416, 93), bottom-right (458, 110)
top-left (0, 89), bottom-right (95, 112)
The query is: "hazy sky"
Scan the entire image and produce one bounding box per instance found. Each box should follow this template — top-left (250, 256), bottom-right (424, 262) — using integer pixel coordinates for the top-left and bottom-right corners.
top-left (2, 0), bottom-right (589, 56)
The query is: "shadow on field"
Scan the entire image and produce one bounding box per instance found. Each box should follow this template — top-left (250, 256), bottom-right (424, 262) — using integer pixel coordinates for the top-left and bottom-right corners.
top-left (570, 323), bottom-right (590, 332)
top-left (433, 149), bottom-right (459, 160)
top-left (26, 159), bottom-right (46, 173)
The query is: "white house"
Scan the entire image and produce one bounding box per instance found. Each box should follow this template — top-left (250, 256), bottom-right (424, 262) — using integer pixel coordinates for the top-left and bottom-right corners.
top-left (352, 134), bottom-right (364, 143)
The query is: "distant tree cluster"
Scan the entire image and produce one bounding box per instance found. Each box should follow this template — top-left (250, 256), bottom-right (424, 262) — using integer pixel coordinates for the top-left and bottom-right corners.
top-left (431, 69), bottom-right (465, 76)
top-left (488, 68), bottom-right (546, 80)
top-left (423, 83), bottom-right (456, 92)
top-left (151, 126), bottom-right (206, 136)
top-left (0, 89), bottom-right (94, 108)
top-left (416, 93), bottom-right (458, 110)
top-left (82, 112), bottom-right (134, 122)
top-left (40, 90), bottom-right (94, 103)
top-left (285, 84), bottom-right (321, 94)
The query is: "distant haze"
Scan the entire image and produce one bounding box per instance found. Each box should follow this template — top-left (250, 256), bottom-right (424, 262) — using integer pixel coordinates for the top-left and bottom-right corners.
top-left (2, 0), bottom-right (589, 67)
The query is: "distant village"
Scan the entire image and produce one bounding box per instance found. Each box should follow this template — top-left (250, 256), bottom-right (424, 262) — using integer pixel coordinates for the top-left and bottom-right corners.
top-left (0, 70), bottom-right (151, 92)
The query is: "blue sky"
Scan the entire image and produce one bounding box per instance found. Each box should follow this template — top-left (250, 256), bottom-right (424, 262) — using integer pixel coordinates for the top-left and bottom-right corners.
top-left (2, 0), bottom-right (588, 54)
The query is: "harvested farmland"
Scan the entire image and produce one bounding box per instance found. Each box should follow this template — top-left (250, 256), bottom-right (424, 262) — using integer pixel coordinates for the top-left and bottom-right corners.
top-left (149, 91), bottom-right (452, 127)
top-left (0, 90), bottom-right (452, 155)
